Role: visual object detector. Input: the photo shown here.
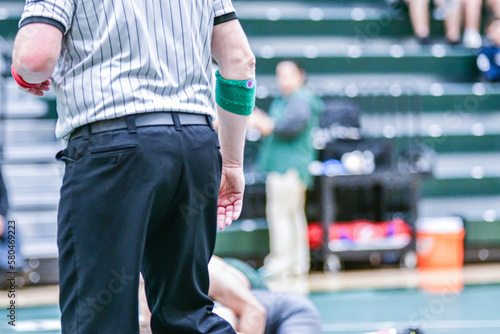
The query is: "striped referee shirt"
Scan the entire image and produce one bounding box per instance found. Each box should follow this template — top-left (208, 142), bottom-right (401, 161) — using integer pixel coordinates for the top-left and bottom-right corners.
top-left (19, 0), bottom-right (237, 139)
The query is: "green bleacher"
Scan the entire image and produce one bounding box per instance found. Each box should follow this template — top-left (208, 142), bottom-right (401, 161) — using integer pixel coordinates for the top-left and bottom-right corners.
top-left (0, 1), bottom-right (23, 39)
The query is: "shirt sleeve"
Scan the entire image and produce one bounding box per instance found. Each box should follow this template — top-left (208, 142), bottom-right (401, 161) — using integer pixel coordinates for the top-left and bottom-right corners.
top-left (19, 0), bottom-right (76, 35)
top-left (213, 0), bottom-right (236, 18)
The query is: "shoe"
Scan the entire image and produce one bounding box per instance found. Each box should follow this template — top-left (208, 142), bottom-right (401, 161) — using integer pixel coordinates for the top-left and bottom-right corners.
top-left (417, 36), bottom-right (431, 45)
top-left (445, 38), bottom-right (461, 46)
top-left (463, 29), bottom-right (482, 49)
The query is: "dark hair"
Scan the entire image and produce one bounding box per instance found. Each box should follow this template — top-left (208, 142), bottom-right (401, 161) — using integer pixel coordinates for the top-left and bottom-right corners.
top-left (277, 59), bottom-right (307, 75)
top-left (290, 59), bottom-right (306, 73)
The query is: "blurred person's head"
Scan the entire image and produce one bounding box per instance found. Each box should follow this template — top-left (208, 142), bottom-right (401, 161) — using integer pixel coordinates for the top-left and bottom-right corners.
top-left (276, 60), bottom-right (306, 96)
top-left (486, 16), bottom-right (500, 46)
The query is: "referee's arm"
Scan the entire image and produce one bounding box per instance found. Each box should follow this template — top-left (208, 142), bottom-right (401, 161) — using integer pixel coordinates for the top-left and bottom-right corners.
top-left (12, 23), bottom-right (62, 95)
top-left (211, 19), bottom-right (256, 230)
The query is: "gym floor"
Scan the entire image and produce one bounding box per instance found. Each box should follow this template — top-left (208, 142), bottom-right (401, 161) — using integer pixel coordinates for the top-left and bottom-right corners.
top-left (1, 263), bottom-right (499, 334)
top-left (276, 263), bottom-right (500, 334)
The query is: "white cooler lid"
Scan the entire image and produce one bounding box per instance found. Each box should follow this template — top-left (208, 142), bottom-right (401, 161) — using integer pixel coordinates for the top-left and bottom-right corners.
top-left (416, 216), bottom-right (464, 234)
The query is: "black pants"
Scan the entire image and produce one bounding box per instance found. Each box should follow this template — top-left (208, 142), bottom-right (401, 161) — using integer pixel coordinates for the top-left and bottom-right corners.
top-left (56, 116), bottom-right (235, 334)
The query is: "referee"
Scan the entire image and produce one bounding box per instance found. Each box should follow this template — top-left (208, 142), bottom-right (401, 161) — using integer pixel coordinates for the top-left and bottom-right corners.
top-left (12, 0), bottom-right (255, 333)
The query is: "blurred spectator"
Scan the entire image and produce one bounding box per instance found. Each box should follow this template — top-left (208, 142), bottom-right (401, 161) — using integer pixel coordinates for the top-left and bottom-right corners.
top-left (407, 0), bottom-right (462, 45)
top-left (487, 0), bottom-right (500, 16)
top-left (407, 0), bottom-right (482, 48)
top-left (463, 0), bottom-right (484, 48)
top-left (477, 16), bottom-right (500, 81)
top-left (0, 167), bottom-right (26, 290)
top-left (0, 167), bottom-right (12, 285)
top-left (253, 61), bottom-right (323, 280)
top-left (0, 169), bottom-right (7, 233)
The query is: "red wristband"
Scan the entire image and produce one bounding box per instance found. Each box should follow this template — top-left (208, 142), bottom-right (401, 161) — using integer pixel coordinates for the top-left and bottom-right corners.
top-left (11, 64), bottom-right (38, 89)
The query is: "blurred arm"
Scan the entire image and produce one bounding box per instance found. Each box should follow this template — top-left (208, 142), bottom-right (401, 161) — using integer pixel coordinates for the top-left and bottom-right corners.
top-left (208, 257), bottom-right (266, 334)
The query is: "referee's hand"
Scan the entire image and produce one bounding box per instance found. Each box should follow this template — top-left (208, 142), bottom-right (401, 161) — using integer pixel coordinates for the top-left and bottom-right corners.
top-left (18, 79), bottom-right (52, 96)
top-left (217, 164), bottom-right (245, 230)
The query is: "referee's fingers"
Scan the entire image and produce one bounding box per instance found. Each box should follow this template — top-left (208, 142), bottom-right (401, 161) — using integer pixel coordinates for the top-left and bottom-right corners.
top-left (27, 88), bottom-right (45, 96)
top-left (232, 199), bottom-right (243, 221)
top-left (217, 205), bottom-right (233, 230)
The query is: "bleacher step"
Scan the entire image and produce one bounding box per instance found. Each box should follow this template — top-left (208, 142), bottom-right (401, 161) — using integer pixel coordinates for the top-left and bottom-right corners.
top-left (3, 163), bottom-right (63, 192)
top-left (3, 142), bottom-right (65, 164)
top-left (0, 1), bottom-right (23, 38)
top-left (249, 36), bottom-right (476, 79)
top-left (422, 176), bottom-right (500, 198)
top-left (3, 119), bottom-right (58, 143)
top-left (256, 76), bottom-right (500, 114)
top-left (433, 153), bottom-right (500, 179)
top-left (360, 112), bottom-right (500, 139)
top-left (419, 195), bottom-right (499, 222)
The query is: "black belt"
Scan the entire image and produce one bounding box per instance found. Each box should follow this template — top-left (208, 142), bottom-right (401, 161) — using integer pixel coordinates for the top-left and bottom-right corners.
top-left (70, 112), bottom-right (211, 141)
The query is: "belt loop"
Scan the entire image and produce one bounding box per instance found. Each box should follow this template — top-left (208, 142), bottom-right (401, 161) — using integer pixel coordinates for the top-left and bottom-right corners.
top-left (81, 125), bottom-right (90, 141)
top-left (206, 115), bottom-right (214, 131)
top-left (127, 114), bottom-right (137, 134)
top-left (172, 112), bottom-right (182, 131)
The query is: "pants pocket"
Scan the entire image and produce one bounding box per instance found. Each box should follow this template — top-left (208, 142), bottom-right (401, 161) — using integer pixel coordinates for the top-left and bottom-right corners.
top-left (89, 143), bottom-right (137, 157)
top-left (56, 149), bottom-right (76, 163)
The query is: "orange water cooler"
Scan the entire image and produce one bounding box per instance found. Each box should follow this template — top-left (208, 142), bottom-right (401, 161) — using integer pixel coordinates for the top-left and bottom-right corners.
top-left (416, 216), bottom-right (465, 293)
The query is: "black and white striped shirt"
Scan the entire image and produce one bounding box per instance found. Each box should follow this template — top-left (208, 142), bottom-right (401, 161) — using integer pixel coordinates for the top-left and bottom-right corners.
top-left (19, 0), bottom-right (236, 139)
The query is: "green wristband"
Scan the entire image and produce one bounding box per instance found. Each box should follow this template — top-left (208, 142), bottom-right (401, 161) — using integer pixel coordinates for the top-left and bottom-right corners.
top-left (215, 70), bottom-right (256, 116)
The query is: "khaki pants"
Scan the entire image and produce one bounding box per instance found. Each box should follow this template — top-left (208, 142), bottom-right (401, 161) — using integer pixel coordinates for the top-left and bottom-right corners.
top-left (264, 169), bottom-right (310, 277)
